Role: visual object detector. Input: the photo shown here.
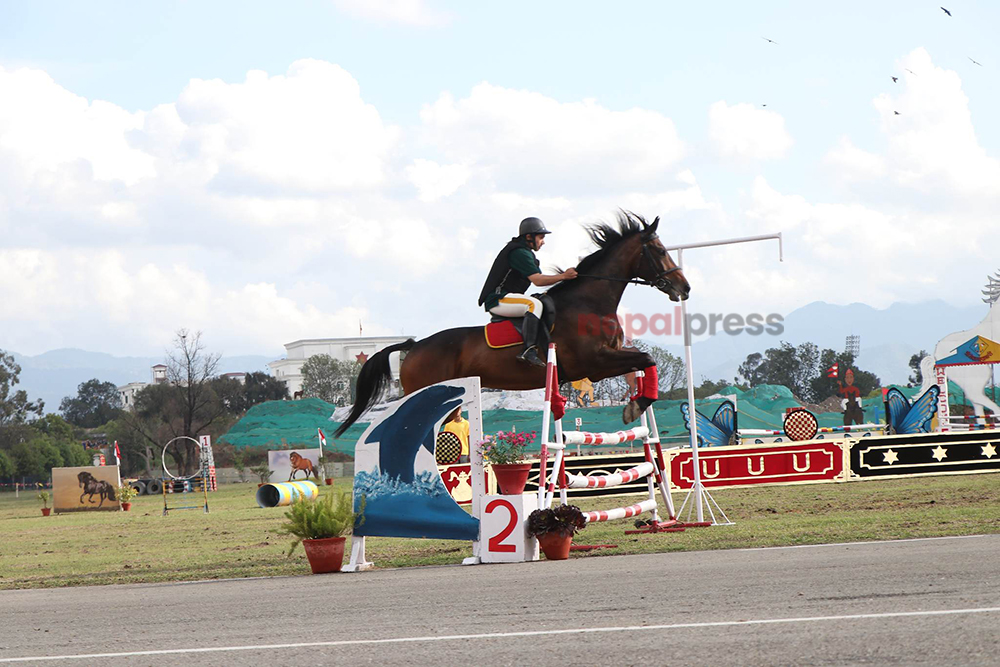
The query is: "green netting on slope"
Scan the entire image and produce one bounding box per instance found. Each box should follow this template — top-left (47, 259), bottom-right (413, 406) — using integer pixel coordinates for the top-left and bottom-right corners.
top-left (222, 382), bottom-right (966, 456)
top-left (220, 398), bottom-right (338, 450)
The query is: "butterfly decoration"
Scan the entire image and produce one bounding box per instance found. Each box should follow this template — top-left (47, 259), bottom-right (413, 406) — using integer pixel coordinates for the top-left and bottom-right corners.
top-left (885, 386), bottom-right (940, 434)
top-left (680, 400), bottom-right (738, 447)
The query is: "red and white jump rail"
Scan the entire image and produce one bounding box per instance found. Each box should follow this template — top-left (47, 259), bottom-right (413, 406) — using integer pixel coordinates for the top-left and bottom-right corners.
top-left (537, 344), bottom-right (680, 534)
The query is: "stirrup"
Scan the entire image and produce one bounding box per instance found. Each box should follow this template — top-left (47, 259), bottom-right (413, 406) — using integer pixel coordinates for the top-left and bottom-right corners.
top-left (516, 346), bottom-right (545, 368)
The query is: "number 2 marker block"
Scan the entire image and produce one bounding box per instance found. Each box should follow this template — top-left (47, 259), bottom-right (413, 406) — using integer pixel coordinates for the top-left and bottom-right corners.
top-left (480, 494), bottom-right (539, 563)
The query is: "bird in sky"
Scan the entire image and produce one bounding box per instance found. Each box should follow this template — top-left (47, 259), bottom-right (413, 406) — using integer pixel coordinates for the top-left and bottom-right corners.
top-left (761, 37), bottom-right (778, 45)
top-left (905, 68), bottom-right (918, 76)
top-left (969, 57), bottom-right (983, 66)
top-left (892, 76), bottom-right (899, 83)
top-left (894, 111), bottom-right (901, 115)
top-left (940, 6), bottom-right (951, 16)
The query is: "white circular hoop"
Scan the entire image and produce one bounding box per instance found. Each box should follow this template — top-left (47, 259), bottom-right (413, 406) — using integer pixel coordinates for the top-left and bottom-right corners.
top-left (161, 436), bottom-right (204, 480)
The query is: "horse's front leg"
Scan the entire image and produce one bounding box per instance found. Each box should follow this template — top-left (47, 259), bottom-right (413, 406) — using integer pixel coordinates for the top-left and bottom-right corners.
top-left (591, 347), bottom-right (657, 424)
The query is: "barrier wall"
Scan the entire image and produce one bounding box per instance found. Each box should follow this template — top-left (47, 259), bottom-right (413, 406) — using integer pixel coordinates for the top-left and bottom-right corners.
top-left (436, 429), bottom-right (999, 504)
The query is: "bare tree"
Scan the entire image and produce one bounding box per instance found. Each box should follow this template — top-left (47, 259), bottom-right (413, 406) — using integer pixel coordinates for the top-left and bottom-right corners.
top-left (118, 330), bottom-right (229, 476)
top-left (166, 329), bottom-right (223, 438)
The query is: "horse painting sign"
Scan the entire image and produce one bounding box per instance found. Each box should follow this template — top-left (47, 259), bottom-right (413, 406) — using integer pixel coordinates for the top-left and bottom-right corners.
top-left (52, 466), bottom-right (121, 513)
top-left (267, 449), bottom-right (321, 482)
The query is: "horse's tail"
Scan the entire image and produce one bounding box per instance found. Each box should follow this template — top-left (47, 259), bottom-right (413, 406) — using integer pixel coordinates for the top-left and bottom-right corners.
top-left (333, 338), bottom-right (415, 437)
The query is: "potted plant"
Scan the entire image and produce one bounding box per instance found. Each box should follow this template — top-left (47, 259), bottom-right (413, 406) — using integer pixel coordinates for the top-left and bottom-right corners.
top-left (526, 504), bottom-right (587, 560)
top-left (117, 483), bottom-right (137, 511)
top-left (478, 430), bottom-right (536, 495)
top-left (278, 491), bottom-right (361, 574)
top-left (250, 463), bottom-right (273, 487)
top-left (38, 491), bottom-right (51, 516)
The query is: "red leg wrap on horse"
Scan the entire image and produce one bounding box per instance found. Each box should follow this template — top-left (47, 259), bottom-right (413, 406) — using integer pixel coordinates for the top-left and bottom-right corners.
top-left (640, 365), bottom-right (658, 400)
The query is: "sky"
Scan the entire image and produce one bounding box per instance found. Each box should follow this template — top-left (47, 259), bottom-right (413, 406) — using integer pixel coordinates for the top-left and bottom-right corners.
top-left (1, 1), bottom-right (998, 358)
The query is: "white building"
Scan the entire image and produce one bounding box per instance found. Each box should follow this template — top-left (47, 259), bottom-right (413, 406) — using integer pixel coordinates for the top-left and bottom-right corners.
top-left (118, 364), bottom-right (170, 409)
top-left (268, 336), bottom-right (411, 397)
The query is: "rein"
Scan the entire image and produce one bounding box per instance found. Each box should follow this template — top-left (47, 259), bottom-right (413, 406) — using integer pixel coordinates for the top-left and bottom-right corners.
top-left (574, 236), bottom-right (681, 290)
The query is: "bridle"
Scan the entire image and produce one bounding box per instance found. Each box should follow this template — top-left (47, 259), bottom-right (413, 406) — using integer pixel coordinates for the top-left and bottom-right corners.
top-left (575, 234), bottom-right (682, 292)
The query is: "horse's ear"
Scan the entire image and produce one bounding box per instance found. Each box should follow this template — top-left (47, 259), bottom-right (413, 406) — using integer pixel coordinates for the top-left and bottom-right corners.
top-left (650, 216), bottom-right (660, 232)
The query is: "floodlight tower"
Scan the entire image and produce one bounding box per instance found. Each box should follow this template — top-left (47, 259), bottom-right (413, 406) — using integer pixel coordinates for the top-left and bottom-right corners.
top-left (845, 335), bottom-right (861, 357)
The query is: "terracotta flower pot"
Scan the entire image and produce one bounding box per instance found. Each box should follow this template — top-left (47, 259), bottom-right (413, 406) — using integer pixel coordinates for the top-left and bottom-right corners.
top-left (536, 532), bottom-right (572, 560)
top-left (40, 508), bottom-right (51, 517)
top-left (121, 502), bottom-right (132, 512)
top-left (325, 478), bottom-right (333, 486)
top-left (302, 536), bottom-right (347, 574)
top-left (492, 463), bottom-right (532, 495)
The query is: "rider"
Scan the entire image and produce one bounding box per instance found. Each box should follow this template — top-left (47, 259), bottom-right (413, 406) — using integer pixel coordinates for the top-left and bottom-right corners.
top-left (478, 217), bottom-right (578, 367)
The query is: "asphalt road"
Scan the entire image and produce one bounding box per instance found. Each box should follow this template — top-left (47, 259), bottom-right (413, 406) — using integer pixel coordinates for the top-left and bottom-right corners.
top-left (2, 535), bottom-right (999, 666)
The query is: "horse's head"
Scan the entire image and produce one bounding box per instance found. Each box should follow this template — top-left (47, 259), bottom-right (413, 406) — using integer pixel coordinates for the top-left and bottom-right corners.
top-left (289, 452), bottom-right (302, 463)
top-left (636, 217), bottom-right (690, 302)
top-left (78, 471), bottom-right (92, 487)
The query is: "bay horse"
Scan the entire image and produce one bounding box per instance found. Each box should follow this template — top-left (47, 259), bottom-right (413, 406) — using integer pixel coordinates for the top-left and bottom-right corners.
top-left (334, 211), bottom-right (690, 437)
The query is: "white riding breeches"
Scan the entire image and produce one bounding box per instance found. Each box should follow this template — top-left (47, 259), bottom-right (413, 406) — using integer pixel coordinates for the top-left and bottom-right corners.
top-left (489, 294), bottom-right (543, 318)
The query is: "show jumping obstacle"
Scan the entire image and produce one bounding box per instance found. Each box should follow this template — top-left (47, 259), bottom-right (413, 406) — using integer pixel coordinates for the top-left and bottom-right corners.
top-left (537, 344), bottom-right (683, 534)
top-left (160, 435), bottom-right (215, 515)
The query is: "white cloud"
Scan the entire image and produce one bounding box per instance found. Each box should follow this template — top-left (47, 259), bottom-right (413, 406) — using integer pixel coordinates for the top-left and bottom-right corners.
top-left (419, 84), bottom-right (685, 195)
top-left (332, 0), bottom-right (452, 27)
top-left (156, 60), bottom-right (401, 192)
top-left (0, 66), bottom-right (155, 186)
top-left (405, 159), bottom-right (470, 202)
top-left (708, 101), bottom-right (793, 161)
top-left (0, 247), bottom-right (376, 354)
top-left (862, 48), bottom-right (1000, 197)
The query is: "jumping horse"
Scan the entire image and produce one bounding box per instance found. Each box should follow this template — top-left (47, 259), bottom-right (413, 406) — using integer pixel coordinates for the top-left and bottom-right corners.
top-left (334, 211), bottom-right (690, 436)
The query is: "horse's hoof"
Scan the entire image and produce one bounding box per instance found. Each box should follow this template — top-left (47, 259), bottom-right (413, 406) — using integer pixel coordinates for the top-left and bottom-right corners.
top-left (622, 401), bottom-right (642, 424)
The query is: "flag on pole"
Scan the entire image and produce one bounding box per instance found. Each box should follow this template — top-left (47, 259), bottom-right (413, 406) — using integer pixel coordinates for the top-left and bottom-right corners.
top-left (113, 440), bottom-right (122, 466)
top-left (318, 428), bottom-right (327, 450)
top-left (827, 364), bottom-right (839, 378)
top-left (359, 320), bottom-right (363, 336)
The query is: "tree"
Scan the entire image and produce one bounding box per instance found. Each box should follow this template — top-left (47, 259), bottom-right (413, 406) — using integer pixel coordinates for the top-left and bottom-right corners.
top-left (908, 350), bottom-right (929, 387)
top-left (737, 352), bottom-right (765, 388)
top-left (745, 342), bottom-right (819, 400)
top-left (0, 449), bottom-right (13, 478)
top-left (60, 379), bottom-right (123, 428)
top-left (301, 355), bottom-right (361, 405)
top-left (632, 340), bottom-right (686, 395)
top-left (0, 351), bottom-right (43, 426)
top-left (212, 371), bottom-right (289, 414)
top-left (118, 330), bottom-right (232, 476)
top-left (739, 342), bottom-right (880, 403)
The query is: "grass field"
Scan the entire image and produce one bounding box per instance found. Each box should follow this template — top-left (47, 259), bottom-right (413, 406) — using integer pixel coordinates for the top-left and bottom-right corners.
top-left (2, 474), bottom-right (999, 590)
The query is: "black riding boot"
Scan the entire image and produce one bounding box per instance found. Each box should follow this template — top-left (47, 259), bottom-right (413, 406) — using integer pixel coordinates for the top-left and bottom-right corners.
top-left (516, 313), bottom-right (546, 368)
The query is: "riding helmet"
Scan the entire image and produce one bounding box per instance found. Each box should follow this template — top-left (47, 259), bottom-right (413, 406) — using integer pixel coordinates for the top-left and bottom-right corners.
top-left (519, 217), bottom-right (551, 236)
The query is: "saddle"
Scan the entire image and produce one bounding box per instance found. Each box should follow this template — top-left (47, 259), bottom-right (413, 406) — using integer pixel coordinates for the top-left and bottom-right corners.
top-left (483, 293), bottom-right (556, 349)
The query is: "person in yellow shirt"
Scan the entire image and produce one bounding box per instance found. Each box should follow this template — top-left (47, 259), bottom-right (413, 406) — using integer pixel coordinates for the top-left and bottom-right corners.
top-left (442, 408), bottom-right (470, 462)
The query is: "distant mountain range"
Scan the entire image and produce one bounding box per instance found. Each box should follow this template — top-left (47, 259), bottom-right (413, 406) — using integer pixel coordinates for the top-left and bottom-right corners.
top-left (6, 299), bottom-right (992, 413)
top-left (665, 299), bottom-right (989, 387)
top-left (9, 349), bottom-right (279, 414)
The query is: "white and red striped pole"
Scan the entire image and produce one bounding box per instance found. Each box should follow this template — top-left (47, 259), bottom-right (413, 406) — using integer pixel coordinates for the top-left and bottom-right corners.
top-left (537, 343), bottom-right (558, 507)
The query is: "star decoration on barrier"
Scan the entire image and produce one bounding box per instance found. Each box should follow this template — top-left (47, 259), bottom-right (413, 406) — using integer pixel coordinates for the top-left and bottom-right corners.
top-left (931, 446), bottom-right (948, 462)
top-left (883, 449), bottom-right (899, 465)
top-left (356, 352), bottom-right (368, 363)
top-left (983, 443), bottom-right (997, 459)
